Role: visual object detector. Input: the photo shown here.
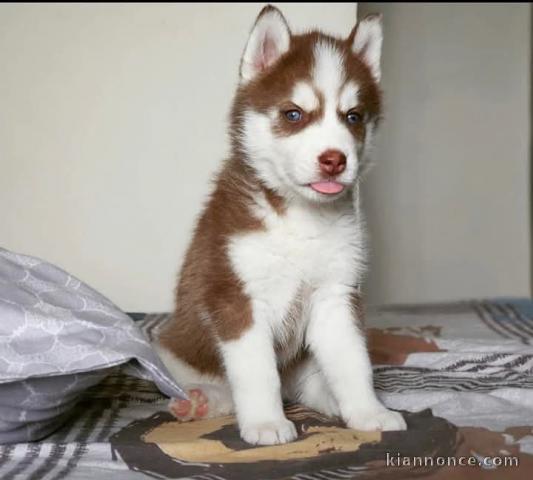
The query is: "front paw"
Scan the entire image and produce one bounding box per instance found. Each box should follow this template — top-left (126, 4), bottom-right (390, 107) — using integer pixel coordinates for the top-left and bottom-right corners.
top-left (240, 418), bottom-right (297, 445)
top-left (346, 406), bottom-right (407, 432)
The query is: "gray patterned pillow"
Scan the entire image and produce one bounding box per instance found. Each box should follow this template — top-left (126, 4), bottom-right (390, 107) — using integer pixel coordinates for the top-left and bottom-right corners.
top-left (0, 247), bottom-right (184, 443)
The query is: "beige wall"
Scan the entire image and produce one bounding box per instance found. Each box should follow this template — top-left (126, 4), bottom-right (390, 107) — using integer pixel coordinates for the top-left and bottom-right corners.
top-left (0, 3), bottom-right (357, 312)
top-left (358, 3), bottom-right (531, 304)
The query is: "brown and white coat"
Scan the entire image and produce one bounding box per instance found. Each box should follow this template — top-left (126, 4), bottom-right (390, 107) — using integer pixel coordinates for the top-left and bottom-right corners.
top-left (157, 5), bottom-right (406, 446)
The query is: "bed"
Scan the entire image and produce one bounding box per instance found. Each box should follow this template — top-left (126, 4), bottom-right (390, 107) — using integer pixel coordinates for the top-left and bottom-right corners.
top-left (1, 299), bottom-right (532, 479)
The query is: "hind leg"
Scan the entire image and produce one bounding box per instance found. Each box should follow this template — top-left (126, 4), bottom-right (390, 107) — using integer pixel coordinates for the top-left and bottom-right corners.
top-left (154, 343), bottom-right (234, 421)
top-left (169, 383), bottom-right (234, 421)
top-left (282, 356), bottom-right (340, 418)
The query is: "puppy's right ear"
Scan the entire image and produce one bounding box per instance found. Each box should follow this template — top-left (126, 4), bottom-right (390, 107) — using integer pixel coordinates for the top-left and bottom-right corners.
top-left (240, 5), bottom-right (291, 83)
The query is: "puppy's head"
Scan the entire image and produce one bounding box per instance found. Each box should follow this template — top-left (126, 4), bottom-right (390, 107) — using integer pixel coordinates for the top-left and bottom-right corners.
top-left (231, 5), bottom-right (383, 203)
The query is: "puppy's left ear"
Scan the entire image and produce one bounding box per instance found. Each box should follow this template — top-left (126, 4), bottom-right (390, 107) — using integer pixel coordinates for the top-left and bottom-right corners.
top-left (348, 13), bottom-right (383, 82)
top-left (240, 5), bottom-right (291, 83)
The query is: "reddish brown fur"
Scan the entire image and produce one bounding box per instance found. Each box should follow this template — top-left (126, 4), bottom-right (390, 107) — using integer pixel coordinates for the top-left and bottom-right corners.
top-left (160, 159), bottom-right (267, 375)
top-left (160, 25), bottom-right (380, 378)
top-left (231, 32), bottom-right (382, 153)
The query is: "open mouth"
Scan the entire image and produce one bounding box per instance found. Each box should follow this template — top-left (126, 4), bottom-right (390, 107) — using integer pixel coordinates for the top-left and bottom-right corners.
top-left (308, 180), bottom-right (345, 195)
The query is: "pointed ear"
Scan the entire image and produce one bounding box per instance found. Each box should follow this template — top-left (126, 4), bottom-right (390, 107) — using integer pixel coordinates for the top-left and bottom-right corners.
top-left (349, 13), bottom-right (383, 82)
top-left (240, 5), bottom-right (291, 83)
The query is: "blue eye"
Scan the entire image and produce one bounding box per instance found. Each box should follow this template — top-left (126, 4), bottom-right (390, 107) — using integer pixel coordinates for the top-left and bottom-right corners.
top-left (346, 111), bottom-right (363, 124)
top-left (284, 109), bottom-right (303, 122)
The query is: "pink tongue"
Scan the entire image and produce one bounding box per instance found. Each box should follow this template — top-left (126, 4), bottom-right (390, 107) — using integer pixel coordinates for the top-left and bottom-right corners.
top-left (309, 181), bottom-right (345, 194)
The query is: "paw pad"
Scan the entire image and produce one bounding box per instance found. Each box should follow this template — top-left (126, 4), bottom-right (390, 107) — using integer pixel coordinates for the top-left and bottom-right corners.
top-left (169, 388), bottom-right (209, 421)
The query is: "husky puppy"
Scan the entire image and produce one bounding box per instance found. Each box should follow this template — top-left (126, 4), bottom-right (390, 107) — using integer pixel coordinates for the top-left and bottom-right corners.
top-left (157, 5), bottom-right (407, 445)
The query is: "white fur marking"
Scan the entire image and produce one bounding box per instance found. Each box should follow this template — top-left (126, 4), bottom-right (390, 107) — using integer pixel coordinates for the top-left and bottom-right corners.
top-left (339, 81), bottom-right (360, 112)
top-left (291, 82), bottom-right (319, 112)
top-left (306, 285), bottom-right (407, 431)
top-left (282, 356), bottom-right (340, 417)
top-left (220, 319), bottom-right (297, 445)
top-left (312, 41), bottom-right (345, 99)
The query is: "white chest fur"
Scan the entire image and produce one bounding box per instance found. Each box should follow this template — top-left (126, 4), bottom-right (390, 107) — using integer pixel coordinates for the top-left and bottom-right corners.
top-left (226, 192), bottom-right (366, 362)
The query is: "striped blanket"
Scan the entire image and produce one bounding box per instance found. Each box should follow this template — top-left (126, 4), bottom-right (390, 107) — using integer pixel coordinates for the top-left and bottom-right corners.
top-left (1, 299), bottom-right (532, 479)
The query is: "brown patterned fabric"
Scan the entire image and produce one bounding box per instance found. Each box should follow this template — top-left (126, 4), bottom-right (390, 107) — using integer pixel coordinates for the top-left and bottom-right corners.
top-left (1, 300), bottom-right (533, 479)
